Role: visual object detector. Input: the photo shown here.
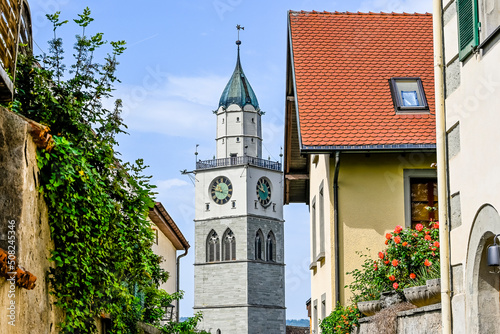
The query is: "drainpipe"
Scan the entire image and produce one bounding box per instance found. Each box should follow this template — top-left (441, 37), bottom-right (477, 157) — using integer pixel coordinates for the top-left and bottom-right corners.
top-left (333, 152), bottom-right (341, 304)
top-left (176, 248), bottom-right (188, 323)
top-left (432, 1), bottom-right (452, 333)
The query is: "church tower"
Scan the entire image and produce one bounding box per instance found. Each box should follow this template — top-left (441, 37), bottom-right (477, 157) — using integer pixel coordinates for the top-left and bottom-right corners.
top-left (193, 36), bottom-right (286, 334)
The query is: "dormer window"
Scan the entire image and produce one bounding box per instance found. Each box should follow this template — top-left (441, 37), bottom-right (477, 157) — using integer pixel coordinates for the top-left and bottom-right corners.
top-left (389, 77), bottom-right (429, 113)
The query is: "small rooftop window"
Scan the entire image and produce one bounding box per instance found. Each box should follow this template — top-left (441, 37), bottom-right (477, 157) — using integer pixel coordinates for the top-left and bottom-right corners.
top-left (389, 77), bottom-right (429, 113)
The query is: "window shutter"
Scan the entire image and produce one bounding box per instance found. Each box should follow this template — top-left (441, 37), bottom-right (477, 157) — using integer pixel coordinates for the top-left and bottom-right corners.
top-left (457, 0), bottom-right (479, 60)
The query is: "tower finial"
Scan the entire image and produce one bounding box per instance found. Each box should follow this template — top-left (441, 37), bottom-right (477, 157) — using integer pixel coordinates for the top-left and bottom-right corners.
top-left (236, 24), bottom-right (244, 46)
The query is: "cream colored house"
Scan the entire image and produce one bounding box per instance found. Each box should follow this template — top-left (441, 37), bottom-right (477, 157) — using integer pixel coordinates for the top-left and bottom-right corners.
top-left (437, 0), bottom-right (500, 332)
top-left (285, 11), bottom-right (437, 332)
top-left (148, 202), bottom-right (190, 322)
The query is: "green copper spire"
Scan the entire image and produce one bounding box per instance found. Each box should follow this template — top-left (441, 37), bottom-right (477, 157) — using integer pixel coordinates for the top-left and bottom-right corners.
top-left (218, 40), bottom-right (259, 110)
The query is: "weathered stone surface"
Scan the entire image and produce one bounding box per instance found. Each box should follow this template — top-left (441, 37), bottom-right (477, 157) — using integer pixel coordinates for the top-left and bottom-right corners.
top-left (397, 303), bottom-right (441, 333)
top-left (357, 299), bottom-right (382, 316)
top-left (355, 303), bottom-right (441, 334)
top-left (0, 107), bottom-right (63, 333)
top-left (380, 291), bottom-right (405, 309)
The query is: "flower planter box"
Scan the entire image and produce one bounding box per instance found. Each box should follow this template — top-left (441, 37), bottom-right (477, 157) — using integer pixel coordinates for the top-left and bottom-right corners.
top-left (403, 279), bottom-right (441, 308)
top-left (357, 299), bottom-right (382, 317)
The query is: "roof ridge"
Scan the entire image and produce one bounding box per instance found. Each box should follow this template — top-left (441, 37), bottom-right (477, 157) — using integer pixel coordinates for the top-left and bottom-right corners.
top-left (288, 10), bottom-right (432, 16)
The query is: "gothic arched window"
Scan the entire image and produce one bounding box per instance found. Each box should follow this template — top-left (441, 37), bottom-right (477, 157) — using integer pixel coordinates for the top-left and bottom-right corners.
top-left (255, 230), bottom-right (264, 260)
top-left (206, 230), bottom-right (220, 262)
top-left (222, 229), bottom-right (236, 261)
top-left (267, 231), bottom-right (276, 262)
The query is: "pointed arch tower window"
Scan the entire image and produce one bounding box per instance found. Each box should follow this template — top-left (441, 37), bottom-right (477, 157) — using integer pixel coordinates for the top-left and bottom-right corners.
top-left (267, 231), bottom-right (276, 262)
top-left (206, 230), bottom-right (220, 262)
top-left (255, 230), bottom-right (264, 260)
top-left (223, 229), bottom-right (236, 261)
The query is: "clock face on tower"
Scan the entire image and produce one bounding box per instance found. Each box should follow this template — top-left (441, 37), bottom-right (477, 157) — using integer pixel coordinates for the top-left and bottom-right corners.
top-left (210, 176), bottom-right (233, 205)
top-left (256, 177), bottom-right (272, 207)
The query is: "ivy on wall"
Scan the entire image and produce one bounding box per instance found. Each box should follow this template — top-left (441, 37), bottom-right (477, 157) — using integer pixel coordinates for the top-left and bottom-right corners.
top-left (5, 8), bottom-right (204, 334)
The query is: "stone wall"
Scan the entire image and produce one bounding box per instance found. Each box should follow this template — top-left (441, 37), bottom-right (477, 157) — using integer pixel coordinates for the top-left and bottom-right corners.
top-left (355, 303), bottom-right (441, 334)
top-left (0, 107), bottom-right (62, 333)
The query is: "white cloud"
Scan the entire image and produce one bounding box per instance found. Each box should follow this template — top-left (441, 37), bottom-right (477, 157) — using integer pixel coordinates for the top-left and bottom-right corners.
top-left (156, 178), bottom-right (190, 190)
top-left (116, 73), bottom-right (228, 139)
top-left (358, 0), bottom-right (433, 13)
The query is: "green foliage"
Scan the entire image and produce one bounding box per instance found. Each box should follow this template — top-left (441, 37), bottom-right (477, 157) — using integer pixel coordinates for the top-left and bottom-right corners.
top-left (346, 251), bottom-right (391, 302)
top-left (320, 303), bottom-right (360, 334)
top-left (347, 223), bottom-right (440, 302)
top-left (6, 8), bottom-right (203, 334)
top-left (160, 313), bottom-right (210, 334)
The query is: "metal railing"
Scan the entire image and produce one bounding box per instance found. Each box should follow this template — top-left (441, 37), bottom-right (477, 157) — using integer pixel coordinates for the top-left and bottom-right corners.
top-left (0, 0), bottom-right (32, 101)
top-left (196, 156), bottom-right (281, 171)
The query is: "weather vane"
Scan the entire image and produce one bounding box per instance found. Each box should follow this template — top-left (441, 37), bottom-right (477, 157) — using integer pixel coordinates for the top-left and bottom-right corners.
top-left (236, 24), bottom-right (244, 45)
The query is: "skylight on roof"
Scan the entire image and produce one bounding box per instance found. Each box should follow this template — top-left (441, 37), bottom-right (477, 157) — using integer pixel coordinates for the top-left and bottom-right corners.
top-left (389, 78), bottom-right (429, 113)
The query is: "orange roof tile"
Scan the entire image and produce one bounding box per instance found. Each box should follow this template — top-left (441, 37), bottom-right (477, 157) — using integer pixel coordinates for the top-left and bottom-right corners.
top-left (288, 11), bottom-right (436, 149)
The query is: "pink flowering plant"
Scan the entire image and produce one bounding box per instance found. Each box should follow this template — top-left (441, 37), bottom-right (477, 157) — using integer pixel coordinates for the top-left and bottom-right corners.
top-left (347, 222), bottom-right (440, 302)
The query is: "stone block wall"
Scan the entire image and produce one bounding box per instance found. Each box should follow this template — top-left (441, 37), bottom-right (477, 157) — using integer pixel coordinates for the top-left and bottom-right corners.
top-left (355, 303), bottom-right (441, 334)
top-left (0, 107), bottom-right (62, 333)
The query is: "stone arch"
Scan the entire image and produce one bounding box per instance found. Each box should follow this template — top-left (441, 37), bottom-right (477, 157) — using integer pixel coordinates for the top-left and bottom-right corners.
top-left (466, 204), bottom-right (500, 333)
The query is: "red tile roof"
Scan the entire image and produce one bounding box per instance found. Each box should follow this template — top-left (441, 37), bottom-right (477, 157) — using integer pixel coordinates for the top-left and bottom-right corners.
top-left (288, 11), bottom-right (436, 149)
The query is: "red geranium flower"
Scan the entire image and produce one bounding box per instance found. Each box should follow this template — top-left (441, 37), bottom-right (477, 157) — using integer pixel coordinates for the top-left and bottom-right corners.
top-left (379, 252), bottom-right (385, 259)
top-left (432, 222), bottom-right (439, 229)
top-left (413, 233), bottom-right (418, 237)
top-left (410, 273), bottom-right (416, 279)
top-left (433, 241), bottom-right (440, 248)
top-left (388, 275), bottom-right (396, 281)
top-left (425, 234), bottom-right (432, 241)
top-left (384, 260), bottom-right (390, 265)
top-left (392, 259), bottom-right (399, 267)
top-left (394, 225), bottom-right (403, 234)
top-left (386, 233), bottom-right (392, 240)
top-left (415, 224), bottom-right (424, 231)
top-left (402, 241), bottom-right (408, 247)
top-left (424, 259), bottom-right (432, 267)
top-left (394, 236), bottom-right (401, 244)
top-left (374, 264), bottom-right (378, 271)
top-left (393, 282), bottom-right (399, 290)
top-left (385, 240), bottom-right (389, 245)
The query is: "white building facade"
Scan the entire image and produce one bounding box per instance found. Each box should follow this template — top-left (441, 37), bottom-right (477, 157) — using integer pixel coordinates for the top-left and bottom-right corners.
top-left (193, 41), bottom-right (286, 334)
top-left (441, 0), bottom-right (500, 332)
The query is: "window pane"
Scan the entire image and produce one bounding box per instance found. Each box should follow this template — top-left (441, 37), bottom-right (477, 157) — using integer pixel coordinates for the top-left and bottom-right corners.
top-left (410, 178), bottom-right (438, 228)
top-left (402, 91), bottom-right (419, 106)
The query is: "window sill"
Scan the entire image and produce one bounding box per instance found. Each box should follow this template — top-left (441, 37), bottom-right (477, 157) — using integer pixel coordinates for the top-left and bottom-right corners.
top-left (309, 262), bottom-right (318, 270)
top-left (478, 25), bottom-right (500, 51)
top-left (315, 252), bottom-right (325, 262)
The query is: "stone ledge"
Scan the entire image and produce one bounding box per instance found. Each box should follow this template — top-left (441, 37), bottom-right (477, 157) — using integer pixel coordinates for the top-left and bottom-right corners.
top-left (397, 302), bottom-right (441, 317)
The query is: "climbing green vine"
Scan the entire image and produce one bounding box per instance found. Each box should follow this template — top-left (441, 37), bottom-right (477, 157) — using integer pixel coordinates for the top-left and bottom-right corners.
top-left (6, 8), bottom-right (204, 334)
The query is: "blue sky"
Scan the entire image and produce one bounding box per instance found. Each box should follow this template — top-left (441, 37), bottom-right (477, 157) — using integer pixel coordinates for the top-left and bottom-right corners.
top-left (28, 0), bottom-right (433, 320)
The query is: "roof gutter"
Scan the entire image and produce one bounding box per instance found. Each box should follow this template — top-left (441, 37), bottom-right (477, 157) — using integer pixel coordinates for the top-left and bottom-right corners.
top-left (432, 1), bottom-right (452, 333)
top-left (300, 144), bottom-right (436, 154)
top-left (176, 248), bottom-right (188, 323)
top-left (333, 152), bottom-right (341, 304)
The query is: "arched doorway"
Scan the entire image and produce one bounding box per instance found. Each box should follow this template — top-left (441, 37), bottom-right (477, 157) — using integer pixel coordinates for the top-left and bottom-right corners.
top-left (466, 205), bottom-right (500, 333)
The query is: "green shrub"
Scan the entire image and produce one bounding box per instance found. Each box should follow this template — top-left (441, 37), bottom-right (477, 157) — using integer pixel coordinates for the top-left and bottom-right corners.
top-left (320, 303), bottom-right (360, 334)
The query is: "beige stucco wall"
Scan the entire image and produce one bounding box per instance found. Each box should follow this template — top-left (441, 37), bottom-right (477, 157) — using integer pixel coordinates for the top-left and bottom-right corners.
top-left (332, 152), bottom-right (436, 305)
top-left (151, 224), bottom-right (178, 307)
top-left (308, 154), bottom-right (333, 329)
top-left (0, 107), bottom-right (63, 333)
